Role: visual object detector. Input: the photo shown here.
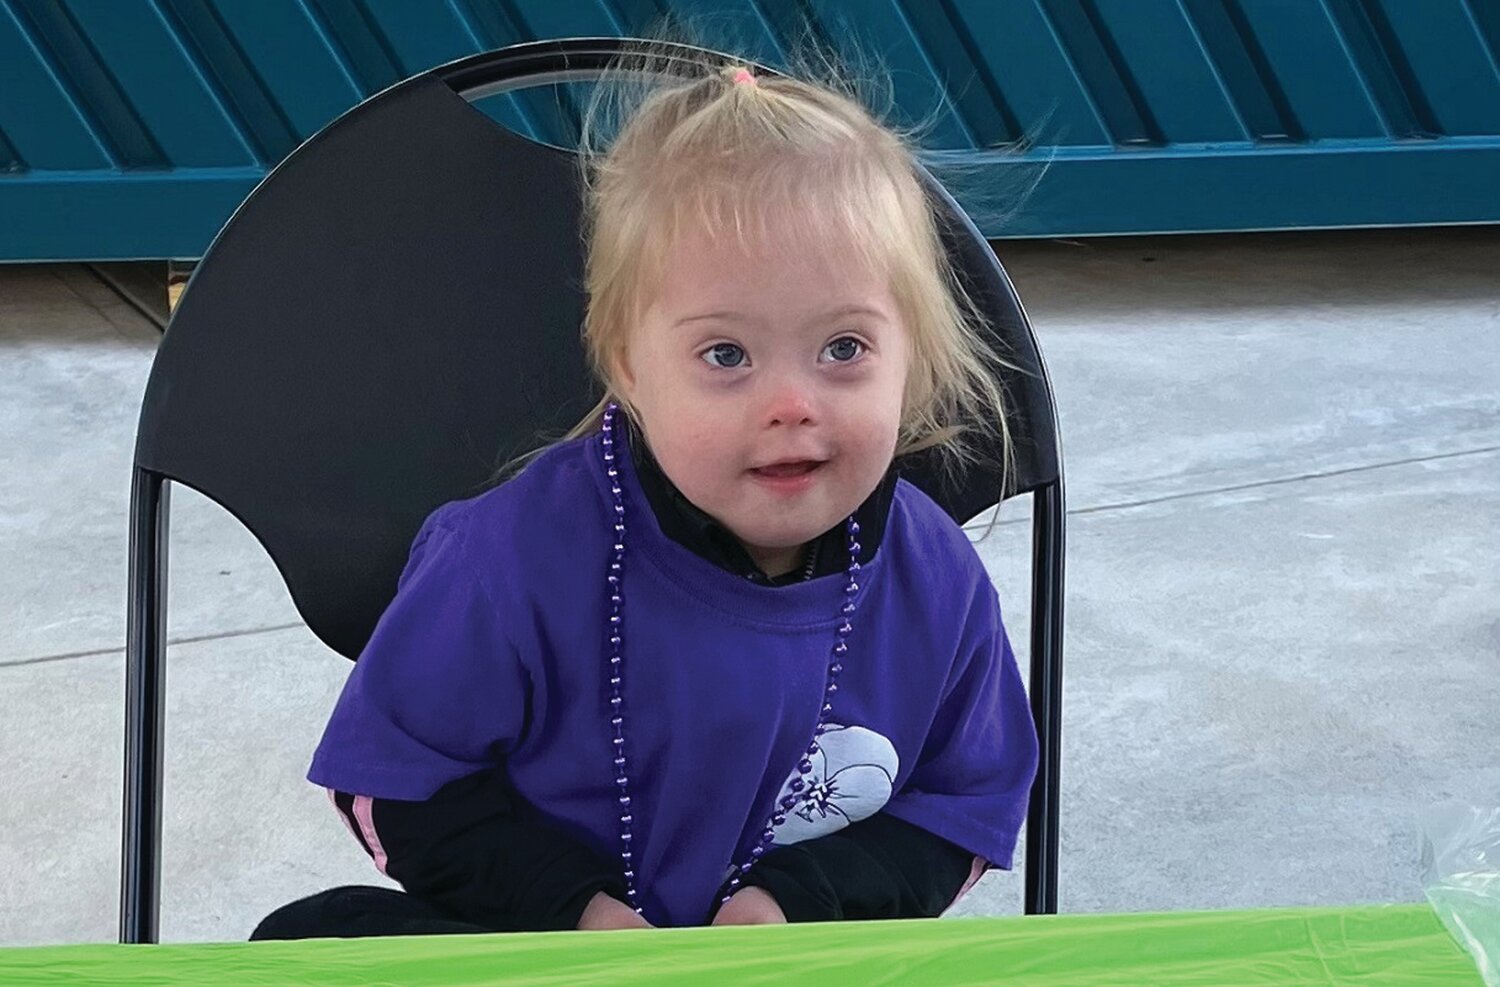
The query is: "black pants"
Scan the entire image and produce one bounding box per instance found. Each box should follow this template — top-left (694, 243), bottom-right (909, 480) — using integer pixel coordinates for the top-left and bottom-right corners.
top-left (250, 885), bottom-right (489, 940)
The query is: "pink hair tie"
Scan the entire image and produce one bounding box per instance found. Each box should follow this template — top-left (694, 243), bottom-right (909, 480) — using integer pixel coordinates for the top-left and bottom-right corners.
top-left (731, 67), bottom-right (757, 88)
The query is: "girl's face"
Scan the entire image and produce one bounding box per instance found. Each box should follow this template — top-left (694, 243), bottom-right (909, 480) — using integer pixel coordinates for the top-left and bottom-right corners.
top-left (617, 223), bottom-right (911, 576)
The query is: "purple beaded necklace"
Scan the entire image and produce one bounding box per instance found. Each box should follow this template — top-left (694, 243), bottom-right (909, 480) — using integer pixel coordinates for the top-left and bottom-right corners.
top-left (599, 403), bottom-right (863, 917)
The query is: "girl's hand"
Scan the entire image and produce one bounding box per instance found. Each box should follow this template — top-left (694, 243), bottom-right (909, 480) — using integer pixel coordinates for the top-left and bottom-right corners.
top-left (712, 887), bottom-right (788, 925)
top-left (577, 892), bottom-right (654, 930)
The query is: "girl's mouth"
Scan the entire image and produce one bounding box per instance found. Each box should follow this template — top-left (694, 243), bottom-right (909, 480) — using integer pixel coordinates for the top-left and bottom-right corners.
top-left (749, 460), bottom-right (825, 493)
top-left (751, 460), bottom-right (822, 478)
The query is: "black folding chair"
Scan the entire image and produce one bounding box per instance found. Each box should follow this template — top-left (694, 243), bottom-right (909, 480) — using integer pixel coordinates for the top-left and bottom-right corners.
top-left (121, 38), bottom-right (1064, 944)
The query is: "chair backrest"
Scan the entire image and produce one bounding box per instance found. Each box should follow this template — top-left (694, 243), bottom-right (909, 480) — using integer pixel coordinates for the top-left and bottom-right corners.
top-left (135, 39), bottom-right (1060, 661)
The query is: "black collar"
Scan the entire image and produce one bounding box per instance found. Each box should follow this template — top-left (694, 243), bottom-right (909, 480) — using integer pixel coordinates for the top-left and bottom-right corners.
top-left (626, 420), bottom-right (897, 586)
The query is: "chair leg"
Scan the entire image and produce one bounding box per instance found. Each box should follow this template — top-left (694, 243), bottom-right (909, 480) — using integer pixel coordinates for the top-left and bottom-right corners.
top-left (122, 468), bottom-right (170, 944)
top-left (1025, 481), bottom-right (1065, 915)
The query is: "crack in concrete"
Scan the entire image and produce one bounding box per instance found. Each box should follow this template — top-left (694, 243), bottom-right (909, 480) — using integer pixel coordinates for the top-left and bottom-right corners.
top-left (0, 622), bottom-right (307, 670)
top-left (1068, 443), bottom-right (1500, 516)
top-left (967, 444), bottom-right (1500, 530)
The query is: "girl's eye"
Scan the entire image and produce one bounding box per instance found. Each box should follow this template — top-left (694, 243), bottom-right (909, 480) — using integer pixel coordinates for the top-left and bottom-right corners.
top-left (701, 343), bottom-right (747, 369)
top-left (822, 337), bottom-right (864, 363)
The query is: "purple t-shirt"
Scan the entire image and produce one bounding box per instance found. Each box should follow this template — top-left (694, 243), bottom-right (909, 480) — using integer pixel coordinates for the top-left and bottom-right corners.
top-left (310, 431), bottom-right (1038, 927)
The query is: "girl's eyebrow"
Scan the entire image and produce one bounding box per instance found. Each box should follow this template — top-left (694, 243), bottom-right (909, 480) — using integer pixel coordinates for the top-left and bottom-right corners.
top-left (673, 310), bottom-right (748, 328)
top-left (818, 304), bottom-right (891, 323)
top-left (674, 304), bottom-right (891, 329)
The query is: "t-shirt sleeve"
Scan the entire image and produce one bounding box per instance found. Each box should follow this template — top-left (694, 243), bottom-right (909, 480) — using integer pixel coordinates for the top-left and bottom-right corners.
top-left (308, 511), bottom-right (529, 800)
top-left (883, 577), bottom-right (1039, 870)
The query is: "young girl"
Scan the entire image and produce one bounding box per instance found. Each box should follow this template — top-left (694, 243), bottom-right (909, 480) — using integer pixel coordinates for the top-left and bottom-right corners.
top-left (253, 59), bottom-right (1038, 939)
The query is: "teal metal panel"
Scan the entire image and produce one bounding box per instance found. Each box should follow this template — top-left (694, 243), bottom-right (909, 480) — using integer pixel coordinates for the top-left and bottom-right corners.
top-left (351, 0), bottom-right (474, 78)
top-left (202, 0), bottom-right (367, 143)
top-left (796, 0), bottom-right (974, 147)
top-left (1206, 0), bottom-right (1386, 140)
top-left (898, 0), bottom-right (1015, 146)
top-left (1, 0), bottom-right (1499, 260)
top-left (503, 0), bottom-right (624, 36)
top-left (945, 0), bottom-right (1111, 147)
top-left (1033, 0), bottom-right (1154, 145)
top-left (56, 0), bottom-right (257, 167)
top-left (1366, 0), bottom-right (1500, 135)
top-left (1086, 0), bottom-right (1250, 144)
top-left (0, 3), bottom-right (113, 169)
top-left (157, 0), bottom-right (302, 161)
top-left (1175, 0), bottom-right (1293, 141)
top-left (932, 139), bottom-right (1500, 236)
top-left (665, 0), bottom-right (786, 67)
top-left (299, 0), bottom-right (404, 94)
top-left (5, 0), bottom-right (169, 168)
top-left (1320, 0), bottom-right (1436, 137)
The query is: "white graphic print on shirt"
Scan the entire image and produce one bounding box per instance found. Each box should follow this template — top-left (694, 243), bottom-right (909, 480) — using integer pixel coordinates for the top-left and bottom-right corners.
top-left (770, 724), bottom-right (899, 845)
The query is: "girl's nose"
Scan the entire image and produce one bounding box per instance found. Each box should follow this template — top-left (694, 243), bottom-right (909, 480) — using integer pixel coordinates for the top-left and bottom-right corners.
top-left (763, 383), bottom-right (817, 428)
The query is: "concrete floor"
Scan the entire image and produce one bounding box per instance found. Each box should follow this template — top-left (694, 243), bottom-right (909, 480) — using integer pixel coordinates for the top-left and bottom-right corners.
top-left (2, 228), bottom-right (1497, 945)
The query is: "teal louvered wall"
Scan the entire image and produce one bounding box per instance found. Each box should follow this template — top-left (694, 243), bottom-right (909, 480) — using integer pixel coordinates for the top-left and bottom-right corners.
top-left (1, 0), bottom-right (1499, 260)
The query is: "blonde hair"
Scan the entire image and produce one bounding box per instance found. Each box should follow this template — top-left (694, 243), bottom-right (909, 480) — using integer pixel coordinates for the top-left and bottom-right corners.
top-left (561, 52), bottom-right (1012, 485)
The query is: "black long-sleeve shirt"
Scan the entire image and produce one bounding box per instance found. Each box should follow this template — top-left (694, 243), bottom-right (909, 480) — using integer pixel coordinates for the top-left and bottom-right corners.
top-left (332, 768), bottom-right (978, 928)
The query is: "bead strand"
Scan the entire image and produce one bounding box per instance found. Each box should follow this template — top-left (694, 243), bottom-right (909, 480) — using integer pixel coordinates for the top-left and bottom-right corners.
top-left (601, 407), bottom-right (643, 914)
top-left (599, 403), bottom-right (862, 919)
top-left (717, 517), bottom-right (861, 906)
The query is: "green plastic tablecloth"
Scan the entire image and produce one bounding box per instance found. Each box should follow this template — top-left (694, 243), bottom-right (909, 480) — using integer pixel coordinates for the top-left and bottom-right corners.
top-left (0, 904), bottom-right (1484, 986)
